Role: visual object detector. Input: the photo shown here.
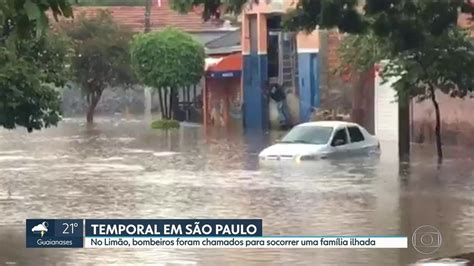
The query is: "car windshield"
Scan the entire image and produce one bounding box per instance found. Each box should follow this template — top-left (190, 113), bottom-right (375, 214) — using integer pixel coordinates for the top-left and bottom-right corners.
top-left (281, 126), bottom-right (333, 145)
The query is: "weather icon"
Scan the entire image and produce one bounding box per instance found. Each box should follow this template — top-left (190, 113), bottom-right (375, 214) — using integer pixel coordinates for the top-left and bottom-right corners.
top-left (31, 221), bottom-right (48, 237)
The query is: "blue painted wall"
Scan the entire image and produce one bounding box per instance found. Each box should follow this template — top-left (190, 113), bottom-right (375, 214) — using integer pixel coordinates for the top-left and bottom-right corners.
top-left (298, 52), bottom-right (320, 123)
top-left (243, 54), bottom-right (268, 130)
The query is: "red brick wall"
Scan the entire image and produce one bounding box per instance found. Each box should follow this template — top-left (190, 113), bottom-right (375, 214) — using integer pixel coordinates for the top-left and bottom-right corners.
top-left (54, 0), bottom-right (222, 32)
top-left (318, 30), bottom-right (375, 132)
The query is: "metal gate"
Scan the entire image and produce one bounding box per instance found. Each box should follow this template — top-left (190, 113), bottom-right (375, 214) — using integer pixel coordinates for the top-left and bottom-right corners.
top-left (175, 84), bottom-right (202, 123)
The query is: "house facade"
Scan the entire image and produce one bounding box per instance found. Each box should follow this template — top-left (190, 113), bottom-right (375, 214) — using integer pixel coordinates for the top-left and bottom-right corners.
top-left (68, 0), bottom-right (233, 44)
top-left (241, 0), bottom-right (320, 130)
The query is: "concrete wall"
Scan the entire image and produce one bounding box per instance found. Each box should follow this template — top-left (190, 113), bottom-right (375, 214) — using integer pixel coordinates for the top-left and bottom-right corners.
top-left (62, 84), bottom-right (203, 119)
top-left (61, 84), bottom-right (153, 117)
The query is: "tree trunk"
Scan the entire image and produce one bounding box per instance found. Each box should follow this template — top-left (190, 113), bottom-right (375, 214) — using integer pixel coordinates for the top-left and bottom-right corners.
top-left (86, 90), bottom-right (102, 124)
top-left (157, 88), bottom-right (165, 119)
top-left (429, 85), bottom-right (443, 163)
top-left (163, 88), bottom-right (169, 119)
top-left (169, 87), bottom-right (174, 120)
top-left (144, 0), bottom-right (152, 33)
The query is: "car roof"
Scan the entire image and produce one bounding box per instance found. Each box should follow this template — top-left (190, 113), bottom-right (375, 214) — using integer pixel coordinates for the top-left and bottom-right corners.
top-left (296, 121), bottom-right (360, 128)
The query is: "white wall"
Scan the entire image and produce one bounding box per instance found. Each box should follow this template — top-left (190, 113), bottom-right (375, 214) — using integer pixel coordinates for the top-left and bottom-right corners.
top-left (374, 71), bottom-right (399, 142)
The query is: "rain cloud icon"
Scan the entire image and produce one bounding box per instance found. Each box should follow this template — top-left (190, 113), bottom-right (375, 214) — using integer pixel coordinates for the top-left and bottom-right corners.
top-left (31, 222), bottom-right (48, 237)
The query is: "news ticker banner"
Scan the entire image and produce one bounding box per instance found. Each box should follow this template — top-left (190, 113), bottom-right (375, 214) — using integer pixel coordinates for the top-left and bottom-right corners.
top-left (26, 219), bottom-right (407, 249)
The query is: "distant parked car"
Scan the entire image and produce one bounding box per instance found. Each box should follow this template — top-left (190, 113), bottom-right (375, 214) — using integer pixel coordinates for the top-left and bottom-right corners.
top-left (259, 121), bottom-right (380, 162)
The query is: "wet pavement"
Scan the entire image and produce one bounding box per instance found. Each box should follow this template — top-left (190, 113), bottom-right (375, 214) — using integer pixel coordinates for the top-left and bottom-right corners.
top-left (0, 117), bottom-right (473, 265)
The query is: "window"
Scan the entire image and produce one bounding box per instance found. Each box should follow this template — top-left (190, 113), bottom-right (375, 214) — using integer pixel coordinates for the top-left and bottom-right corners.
top-left (348, 126), bottom-right (365, 143)
top-left (266, 27), bottom-right (298, 88)
top-left (331, 128), bottom-right (348, 146)
top-left (268, 33), bottom-right (280, 78)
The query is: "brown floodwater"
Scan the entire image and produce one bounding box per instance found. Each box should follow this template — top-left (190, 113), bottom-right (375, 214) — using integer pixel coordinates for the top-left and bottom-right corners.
top-left (0, 117), bottom-right (473, 265)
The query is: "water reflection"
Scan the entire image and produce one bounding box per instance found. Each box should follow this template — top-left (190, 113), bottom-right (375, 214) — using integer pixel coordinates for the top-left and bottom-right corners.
top-left (0, 117), bottom-right (473, 265)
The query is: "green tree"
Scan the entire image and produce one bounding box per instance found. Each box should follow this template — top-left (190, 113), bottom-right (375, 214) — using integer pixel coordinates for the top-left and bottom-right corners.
top-left (131, 28), bottom-right (205, 120)
top-left (60, 11), bottom-right (136, 123)
top-left (0, 0), bottom-right (73, 132)
top-left (288, 0), bottom-right (474, 163)
top-left (337, 30), bottom-right (474, 163)
top-left (0, 32), bottom-right (72, 132)
top-left (381, 29), bottom-right (474, 162)
top-left (1, 0), bottom-right (73, 39)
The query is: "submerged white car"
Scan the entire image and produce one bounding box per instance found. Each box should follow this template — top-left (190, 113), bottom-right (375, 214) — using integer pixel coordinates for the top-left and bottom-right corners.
top-left (259, 121), bottom-right (380, 161)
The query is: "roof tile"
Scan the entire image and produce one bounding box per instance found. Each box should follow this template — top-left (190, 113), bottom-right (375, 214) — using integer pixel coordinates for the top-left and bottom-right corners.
top-left (57, 0), bottom-right (223, 32)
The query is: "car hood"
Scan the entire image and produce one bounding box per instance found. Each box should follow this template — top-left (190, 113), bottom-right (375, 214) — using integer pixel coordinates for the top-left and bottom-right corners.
top-left (259, 143), bottom-right (327, 158)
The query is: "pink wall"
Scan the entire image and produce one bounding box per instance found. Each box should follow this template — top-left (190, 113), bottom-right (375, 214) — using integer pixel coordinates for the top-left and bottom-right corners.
top-left (241, 13), bottom-right (268, 54)
top-left (257, 14), bottom-right (268, 54)
top-left (412, 92), bottom-right (474, 147)
top-left (296, 31), bottom-right (320, 51)
top-left (241, 13), bottom-right (250, 55)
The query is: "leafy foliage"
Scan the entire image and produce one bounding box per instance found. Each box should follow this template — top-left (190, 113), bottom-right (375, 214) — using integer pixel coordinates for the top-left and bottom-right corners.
top-left (171, 0), bottom-right (246, 20)
top-left (0, 0), bottom-right (73, 132)
top-left (283, 0), bottom-right (364, 33)
top-left (379, 29), bottom-right (474, 101)
top-left (1, 0), bottom-right (73, 39)
top-left (60, 11), bottom-right (136, 122)
top-left (171, 0), bottom-right (474, 52)
top-left (131, 28), bottom-right (204, 119)
top-left (284, 0), bottom-right (474, 52)
top-left (335, 33), bottom-right (390, 76)
top-left (131, 27), bottom-right (204, 89)
top-left (0, 32), bottom-right (71, 132)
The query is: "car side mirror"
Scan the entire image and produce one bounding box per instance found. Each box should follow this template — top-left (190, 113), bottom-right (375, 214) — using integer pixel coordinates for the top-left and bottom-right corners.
top-left (333, 139), bottom-right (345, 146)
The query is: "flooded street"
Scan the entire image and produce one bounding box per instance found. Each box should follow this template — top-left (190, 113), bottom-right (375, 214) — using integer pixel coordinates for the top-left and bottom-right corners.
top-left (0, 117), bottom-right (473, 265)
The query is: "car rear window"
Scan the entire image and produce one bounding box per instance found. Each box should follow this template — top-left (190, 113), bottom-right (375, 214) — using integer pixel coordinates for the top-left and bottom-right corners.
top-left (348, 126), bottom-right (365, 143)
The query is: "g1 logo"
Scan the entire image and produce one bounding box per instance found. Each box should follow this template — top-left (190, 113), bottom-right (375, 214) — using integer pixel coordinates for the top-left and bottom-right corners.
top-left (412, 225), bottom-right (442, 254)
